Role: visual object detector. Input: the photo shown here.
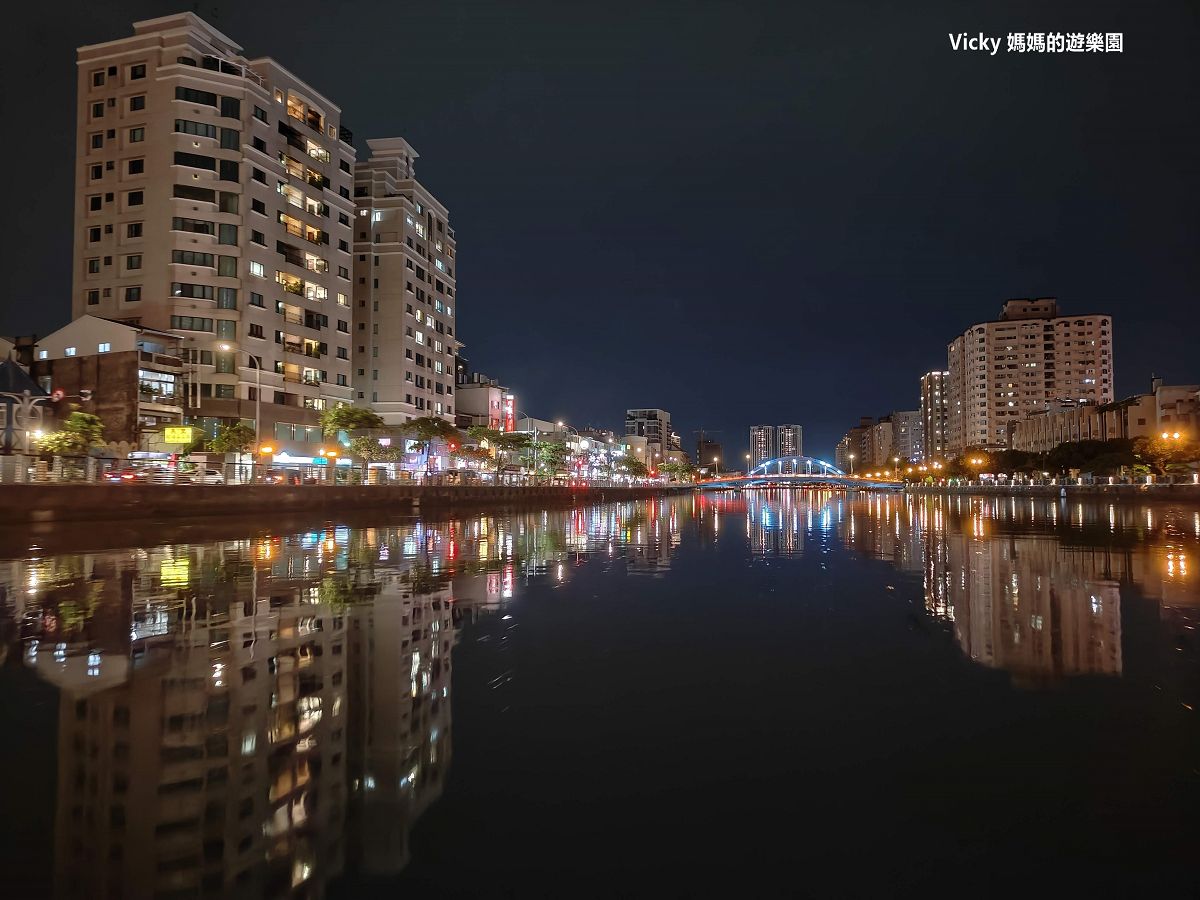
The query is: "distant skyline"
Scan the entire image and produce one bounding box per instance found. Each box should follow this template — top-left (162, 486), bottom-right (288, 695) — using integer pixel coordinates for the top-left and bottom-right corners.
top-left (5, 0), bottom-right (1197, 459)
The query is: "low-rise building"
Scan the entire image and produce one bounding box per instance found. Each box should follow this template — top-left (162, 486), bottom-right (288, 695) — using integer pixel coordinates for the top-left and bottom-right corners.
top-left (1009, 377), bottom-right (1200, 453)
top-left (30, 315), bottom-right (185, 451)
top-left (454, 373), bottom-right (513, 431)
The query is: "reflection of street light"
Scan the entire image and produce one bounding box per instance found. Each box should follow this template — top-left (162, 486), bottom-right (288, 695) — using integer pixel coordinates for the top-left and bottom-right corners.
top-left (218, 342), bottom-right (262, 451)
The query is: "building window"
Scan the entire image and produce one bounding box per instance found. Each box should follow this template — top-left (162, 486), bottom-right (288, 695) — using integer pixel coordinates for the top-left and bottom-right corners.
top-left (129, 95), bottom-right (146, 111)
top-left (91, 70), bottom-right (105, 87)
top-left (249, 261), bottom-right (265, 278)
top-left (127, 222), bottom-right (143, 238)
top-left (248, 323), bottom-right (264, 339)
top-left (127, 158), bottom-right (144, 175)
top-left (87, 258), bottom-right (100, 274)
top-left (251, 230), bottom-right (265, 246)
top-left (253, 105), bottom-right (268, 122)
top-left (125, 254), bottom-right (142, 270)
top-left (129, 127), bottom-right (144, 143)
top-left (124, 286), bottom-right (141, 302)
top-left (65, 347), bottom-right (77, 357)
top-left (86, 290), bottom-right (100, 305)
top-left (130, 63), bottom-right (146, 79)
top-left (127, 190), bottom-right (143, 206)
top-left (97, 342), bottom-right (111, 353)
top-left (88, 195), bottom-right (102, 212)
top-left (250, 292), bottom-right (264, 307)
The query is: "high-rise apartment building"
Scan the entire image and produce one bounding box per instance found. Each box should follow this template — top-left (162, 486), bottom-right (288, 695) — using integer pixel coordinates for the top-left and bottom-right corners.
top-left (72, 13), bottom-right (355, 452)
top-left (351, 138), bottom-right (459, 424)
top-left (777, 424), bottom-right (803, 457)
top-left (890, 410), bottom-right (921, 462)
top-left (946, 299), bottom-right (1113, 452)
top-left (919, 370), bottom-right (949, 460)
top-left (749, 425), bottom-right (776, 466)
top-left (626, 409), bottom-right (677, 461)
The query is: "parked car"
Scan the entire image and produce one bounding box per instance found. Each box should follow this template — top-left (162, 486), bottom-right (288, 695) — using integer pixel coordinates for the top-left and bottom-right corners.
top-left (191, 468), bottom-right (225, 485)
top-left (105, 465), bottom-right (190, 484)
top-left (257, 469), bottom-right (310, 485)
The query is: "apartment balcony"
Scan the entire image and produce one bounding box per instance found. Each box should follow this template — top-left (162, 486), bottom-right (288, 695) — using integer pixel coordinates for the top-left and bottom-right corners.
top-left (278, 214), bottom-right (329, 246)
top-left (281, 341), bottom-right (325, 360)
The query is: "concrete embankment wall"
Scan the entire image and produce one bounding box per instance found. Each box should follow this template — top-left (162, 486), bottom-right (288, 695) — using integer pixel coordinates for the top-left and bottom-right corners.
top-left (906, 484), bottom-right (1200, 502)
top-left (0, 484), bottom-right (678, 524)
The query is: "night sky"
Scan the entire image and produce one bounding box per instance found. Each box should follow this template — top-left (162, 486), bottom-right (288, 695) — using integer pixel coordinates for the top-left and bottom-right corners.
top-left (5, 0), bottom-right (1198, 460)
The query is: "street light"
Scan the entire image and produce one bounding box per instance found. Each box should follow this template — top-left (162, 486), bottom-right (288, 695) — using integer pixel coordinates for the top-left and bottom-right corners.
top-left (848, 453), bottom-right (855, 475)
top-left (892, 456), bottom-right (900, 479)
top-left (713, 455), bottom-right (720, 478)
top-left (218, 343), bottom-right (262, 452)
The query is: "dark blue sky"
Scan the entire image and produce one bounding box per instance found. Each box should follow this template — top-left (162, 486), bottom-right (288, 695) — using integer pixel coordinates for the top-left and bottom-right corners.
top-left (5, 0), bottom-right (1197, 460)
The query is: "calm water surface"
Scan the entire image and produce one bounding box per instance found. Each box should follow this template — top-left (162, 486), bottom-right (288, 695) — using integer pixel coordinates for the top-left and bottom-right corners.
top-left (0, 491), bottom-right (1197, 897)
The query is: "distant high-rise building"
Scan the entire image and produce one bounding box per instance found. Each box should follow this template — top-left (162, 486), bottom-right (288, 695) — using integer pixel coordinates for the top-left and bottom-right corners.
top-left (919, 371), bottom-right (949, 460)
top-left (697, 438), bottom-right (723, 470)
top-left (72, 13), bottom-right (355, 452)
top-left (749, 425), bottom-right (776, 466)
top-left (777, 424), bottom-right (803, 457)
top-left (353, 138), bottom-right (459, 424)
top-left (834, 417), bottom-right (875, 472)
top-left (890, 410), bottom-right (921, 462)
top-left (626, 409), bottom-right (676, 462)
top-left (946, 299), bottom-right (1114, 452)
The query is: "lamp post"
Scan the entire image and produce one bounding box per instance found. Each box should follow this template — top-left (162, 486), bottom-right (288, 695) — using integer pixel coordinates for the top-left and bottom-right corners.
top-left (713, 455), bottom-right (720, 479)
top-left (893, 456), bottom-right (900, 479)
top-left (848, 453), bottom-right (855, 475)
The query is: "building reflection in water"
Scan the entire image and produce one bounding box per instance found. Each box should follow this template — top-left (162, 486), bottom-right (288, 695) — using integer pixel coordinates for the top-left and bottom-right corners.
top-left (0, 501), bottom-right (684, 898)
top-left (730, 489), bottom-right (1199, 689)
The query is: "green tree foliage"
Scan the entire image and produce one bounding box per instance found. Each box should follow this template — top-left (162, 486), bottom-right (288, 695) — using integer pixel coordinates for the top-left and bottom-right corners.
top-left (659, 460), bottom-right (697, 482)
top-left (320, 405), bottom-right (385, 437)
top-left (208, 422), bottom-right (256, 454)
top-left (403, 416), bottom-right (460, 453)
top-left (37, 412), bottom-right (105, 456)
top-left (1133, 435), bottom-right (1200, 476)
top-left (535, 440), bottom-right (570, 473)
top-left (616, 455), bottom-right (648, 478)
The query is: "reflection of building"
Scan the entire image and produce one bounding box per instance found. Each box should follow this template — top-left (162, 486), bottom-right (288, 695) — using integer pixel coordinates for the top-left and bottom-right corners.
top-left (346, 580), bottom-right (455, 874)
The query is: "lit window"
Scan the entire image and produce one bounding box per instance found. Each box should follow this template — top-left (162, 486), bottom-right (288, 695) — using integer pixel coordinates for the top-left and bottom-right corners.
top-left (37, 350), bottom-right (47, 360)
top-left (65, 347), bottom-right (76, 357)
top-left (97, 342), bottom-right (111, 353)
top-left (249, 261), bottom-right (265, 277)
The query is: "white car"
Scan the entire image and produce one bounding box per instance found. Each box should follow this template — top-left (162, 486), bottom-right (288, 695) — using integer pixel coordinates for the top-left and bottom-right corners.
top-left (192, 468), bottom-right (226, 485)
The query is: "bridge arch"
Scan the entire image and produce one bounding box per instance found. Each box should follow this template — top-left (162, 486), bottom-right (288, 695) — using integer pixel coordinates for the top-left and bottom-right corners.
top-left (748, 455), bottom-right (844, 477)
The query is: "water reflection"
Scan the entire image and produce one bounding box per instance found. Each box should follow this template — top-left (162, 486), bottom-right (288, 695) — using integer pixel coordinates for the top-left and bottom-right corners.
top-left (729, 489), bottom-right (1199, 689)
top-left (0, 502), bottom-right (680, 898)
top-left (0, 492), bottom-right (1196, 894)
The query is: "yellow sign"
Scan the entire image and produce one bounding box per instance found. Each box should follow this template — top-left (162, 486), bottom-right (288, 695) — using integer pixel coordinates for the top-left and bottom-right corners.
top-left (164, 426), bottom-right (197, 445)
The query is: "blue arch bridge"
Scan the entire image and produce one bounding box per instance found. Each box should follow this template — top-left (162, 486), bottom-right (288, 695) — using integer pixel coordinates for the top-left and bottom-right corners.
top-left (701, 455), bottom-right (904, 491)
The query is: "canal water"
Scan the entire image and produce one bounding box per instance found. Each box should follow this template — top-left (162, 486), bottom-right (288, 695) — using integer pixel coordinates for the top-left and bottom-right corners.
top-left (0, 491), bottom-right (1196, 897)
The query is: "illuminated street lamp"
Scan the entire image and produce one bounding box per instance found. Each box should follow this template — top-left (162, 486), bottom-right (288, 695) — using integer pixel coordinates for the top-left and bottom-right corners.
top-left (218, 342), bottom-right (262, 452)
top-left (848, 453), bottom-right (855, 475)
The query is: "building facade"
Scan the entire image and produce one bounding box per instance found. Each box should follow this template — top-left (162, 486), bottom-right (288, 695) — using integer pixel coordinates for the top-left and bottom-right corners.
top-left (351, 138), bottom-right (459, 425)
top-left (453, 373), bottom-right (512, 431)
top-left (946, 299), bottom-right (1114, 452)
top-left (890, 410), bottom-right (922, 462)
top-left (30, 315), bottom-right (184, 449)
top-left (777, 424), bottom-right (803, 457)
top-left (1009, 378), bottom-right (1200, 453)
top-left (749, 425), bottom-right (776, 466)
top-left (919, 370), bottom-right (949, 461)
top-left (72, 13), bottom-right (355, 454)
top-left (626, 409), bottom-right (678, 462)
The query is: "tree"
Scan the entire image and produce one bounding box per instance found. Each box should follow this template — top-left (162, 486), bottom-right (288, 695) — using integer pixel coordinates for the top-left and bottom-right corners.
top-left (320, 405), bottom-right (384, 437)
top-left (1133, 435), bottom-right (1200, 476)
top-left (37, 412), bottom-right (105, 456)
top-left (452, 446), bottom-right (492, 469)
top-left (615, 455), bottom-right (648, 479)
top-left (659, 460), bottom-right (697, 483)
top-left (402, 416), bottom-right (462, 473)
top-left (348, 435), bottom-right (401, 480)
top-left (535, 440), bottom-right (570, 475)
top-left (208, 422), bottom-right (256, 454)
